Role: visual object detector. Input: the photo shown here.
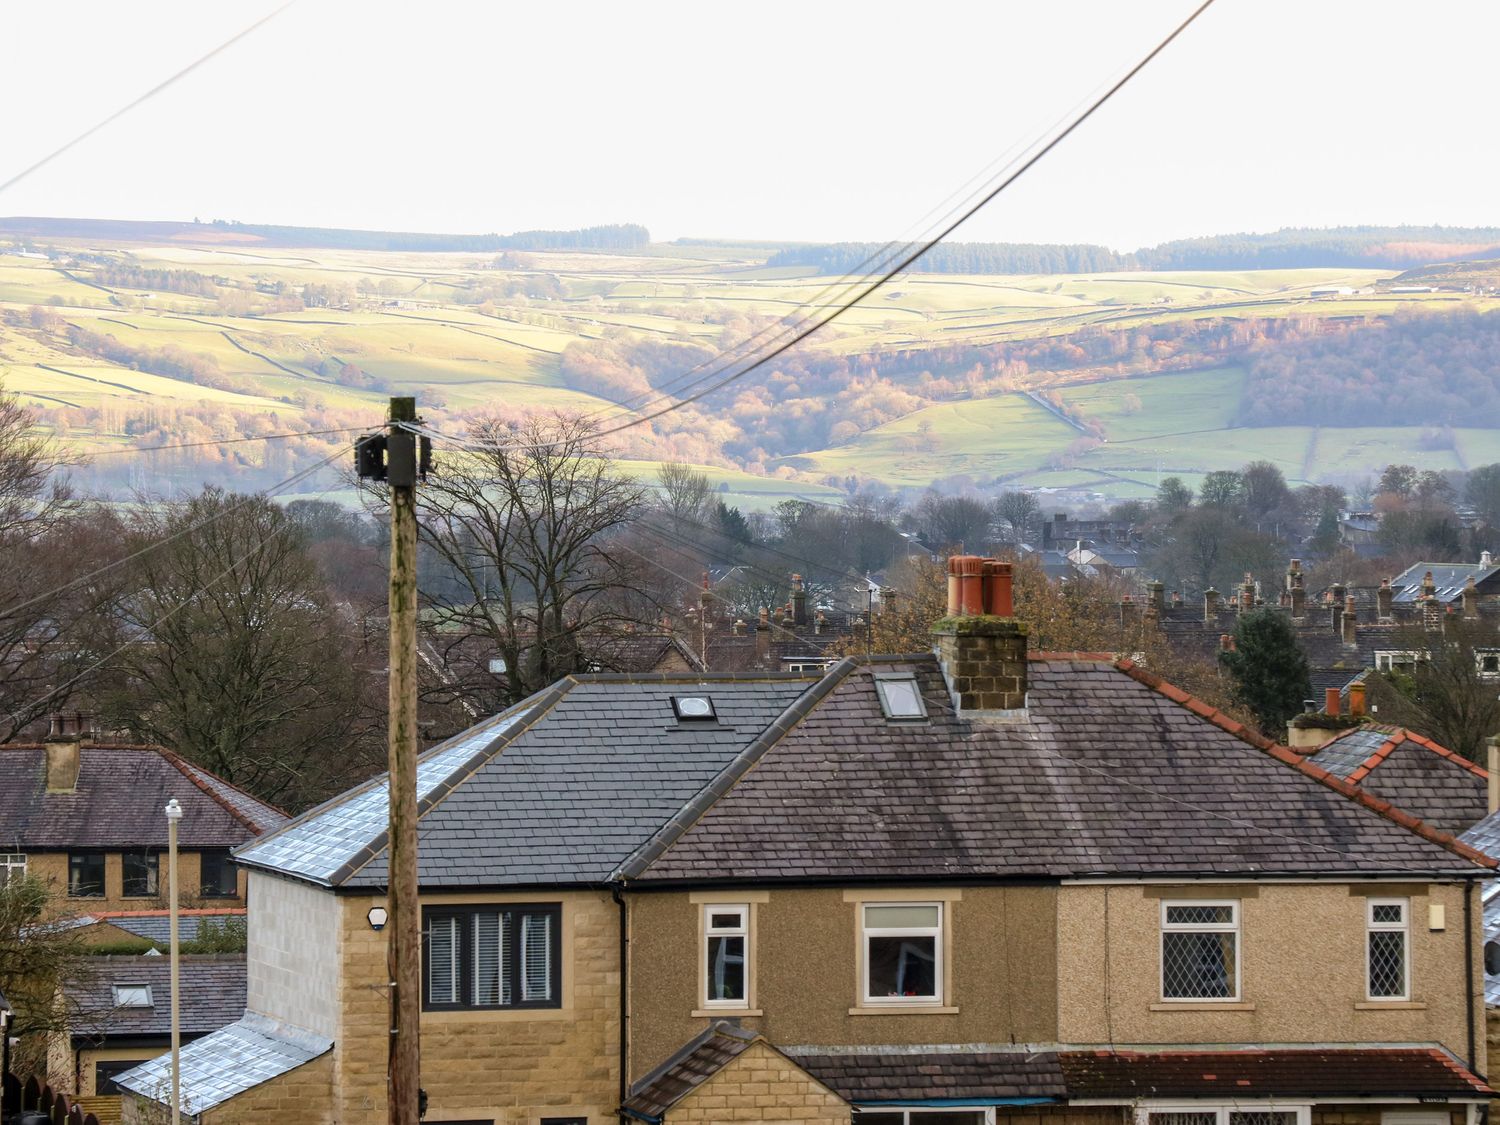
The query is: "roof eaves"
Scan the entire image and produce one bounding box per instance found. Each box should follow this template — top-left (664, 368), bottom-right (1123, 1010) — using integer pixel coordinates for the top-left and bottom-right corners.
top-left (615, 659), bottom-right (860, 881)
top-left (331, 679), bottom-right (576, 887)
top-left (1113, 658), bottom-right (1497, 870)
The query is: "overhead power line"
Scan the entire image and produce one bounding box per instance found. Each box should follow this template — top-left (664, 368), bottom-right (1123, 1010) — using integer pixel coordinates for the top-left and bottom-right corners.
top-left (81, 424), bottom-right (370, 457)
top-left (0, 3), bottom-right (297, 198)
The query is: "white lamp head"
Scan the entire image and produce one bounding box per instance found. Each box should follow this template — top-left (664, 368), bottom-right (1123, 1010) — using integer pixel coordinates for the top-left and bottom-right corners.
top-left (164, 798), bottom-right (183, 821)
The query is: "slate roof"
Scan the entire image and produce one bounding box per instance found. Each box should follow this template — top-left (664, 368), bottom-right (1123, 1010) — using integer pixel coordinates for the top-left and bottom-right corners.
top-left (65, 954), bottom-right (244, 1042)
top-left (85, 909), bottom-right (245, 945)
top-left (639, 655), bottom-right (1492, 883)
top-left (0, 745), bottom-right (286, 850)
top-left (1391, 561), bottom-right (1500, 603)
top-left (1456, 813), bottom-right (1500, 1006)
top-left (1058, 1048), bottom-right (1492, 1099)
top-left (236, 674), bottom-right (816, 890)
top-left (114, 1012), bottom-right (331, 1115)
top-left (791, 1049), bottom-right (1064, 1103)
top-left (1306, 726), bottom-right (1488, 835)
top-left (621, 1022), bottom-right (762, 1120)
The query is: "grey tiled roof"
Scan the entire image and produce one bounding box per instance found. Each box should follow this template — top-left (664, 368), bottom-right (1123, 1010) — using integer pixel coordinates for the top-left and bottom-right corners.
top-left (0, 745), bottom-right (285, 850)
top-left (238, 675), bottom-right (814, 889)
top-left (65, 954), bottom-right (244, 1041)
top-left (791, 1048), bottom-right (1064, 1102)
top-left (643, 657), bottom-right (1487, 882)
top-left (100, 911), bottom-right (244, 945)
top-left (1456, 815), bottom-right (1500, 1006)
top-left (1390, 561), bottom-right (1500, 603)
top-left (114, 1012), bottom-right (331, 1114)
top-left (234, 701), bottom-right (536, 886)
top-left (1307, 727), bottom-right (1488, 836)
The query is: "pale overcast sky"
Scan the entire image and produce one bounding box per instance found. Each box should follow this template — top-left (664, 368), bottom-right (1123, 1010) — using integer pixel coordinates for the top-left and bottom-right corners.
top-left (3, 1), bottom-right (1496, 250)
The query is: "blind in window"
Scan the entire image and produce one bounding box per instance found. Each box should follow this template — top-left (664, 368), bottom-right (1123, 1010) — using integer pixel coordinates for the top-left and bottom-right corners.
top-left (428, 916), bottom-right (460, 1004)
top-left (472, 911), bottom-right (512, 1006)
top-left (522, 912), bottom-right (552, 1002)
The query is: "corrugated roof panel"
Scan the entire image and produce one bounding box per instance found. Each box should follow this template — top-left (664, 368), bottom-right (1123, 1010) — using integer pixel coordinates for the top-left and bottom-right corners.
top-left (113, 1013), bottom-right (331, 1114)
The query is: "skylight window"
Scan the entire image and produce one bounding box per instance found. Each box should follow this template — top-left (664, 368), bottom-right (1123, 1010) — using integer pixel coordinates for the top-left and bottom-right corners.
top-left (671, 695), bottom-right (717, 722)
top-left (112, 984), bottom-right (153, 1008)
top-left (874, 674), bottom-right (926, 719)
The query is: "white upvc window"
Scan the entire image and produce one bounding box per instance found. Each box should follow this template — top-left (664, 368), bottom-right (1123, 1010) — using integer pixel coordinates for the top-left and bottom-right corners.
top-left (1136, 1104), bottom-right (1310, 1125)
top-left (855, 1110), bottom-right (988, 1125)
top-left (1366, 897), bottom-right (1410, 1000)
top-left (702, 904), bottom-right (749, 1009)
top-left (0, 854), bottom-right (25, 886)
top-left (1475, 650), bottom-right (1500, 679)
top-left (1375, 650), bottom-right (1427, 673)
top-left (1160, 900), bottom-right (1240, 1002)
top-left (862, 902), bottom-right (942, 1005)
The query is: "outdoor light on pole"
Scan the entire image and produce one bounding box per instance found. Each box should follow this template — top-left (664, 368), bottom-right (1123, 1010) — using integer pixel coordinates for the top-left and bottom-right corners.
top-left (165, 797), bottom-right (183, 1125)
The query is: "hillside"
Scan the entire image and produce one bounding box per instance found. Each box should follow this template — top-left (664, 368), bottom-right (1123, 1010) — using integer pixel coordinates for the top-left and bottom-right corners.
top-left (1, 225), bottom-right (1498, 505)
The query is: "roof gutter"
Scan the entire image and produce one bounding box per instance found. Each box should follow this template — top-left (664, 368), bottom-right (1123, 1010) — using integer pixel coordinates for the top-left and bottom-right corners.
top-left (857, 1098), bottom-right (1059, 1108)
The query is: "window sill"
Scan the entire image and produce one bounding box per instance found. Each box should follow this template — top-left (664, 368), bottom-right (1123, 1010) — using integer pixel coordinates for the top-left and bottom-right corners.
top-left (849, 1005), bottom-right (958, 1016)
top-left (693, 1008), bottom-right (763, 1018)
top-left (423, 1006), bottom-right (570, 1023)
top-left (1149, 1001), bottom-right (1256, 1011)
top-left (1354, 1000), bottom-right (1426, 1010)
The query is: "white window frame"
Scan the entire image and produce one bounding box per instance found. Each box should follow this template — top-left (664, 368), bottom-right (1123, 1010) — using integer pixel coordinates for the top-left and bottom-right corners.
top-left (873, 673), bottom-right (927, 720)
top-left (0, 854), bottom-right (25, 885)
top-left (701, 903), bottom-right (750, 1010)
top-left (1160, 899), bottom-right (1241, 1003)
top-left (861, 901), bottom-right (943, 1006)
top-left (1375, 650), bottom-right (1427, 673)
top-left (1366, 896), bottom-right (1411, 1001)
top-left (1475, 649), bottom-right (1500, 679)
top-left (1134, 1103), bottom-right (1311, 1125)
top-left (855, 1110), bottom-right (993, 1125)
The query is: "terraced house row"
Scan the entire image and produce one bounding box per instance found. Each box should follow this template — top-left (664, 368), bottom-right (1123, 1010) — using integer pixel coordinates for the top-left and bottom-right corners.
top-left (113, 558), bottom-right (1499, 1125)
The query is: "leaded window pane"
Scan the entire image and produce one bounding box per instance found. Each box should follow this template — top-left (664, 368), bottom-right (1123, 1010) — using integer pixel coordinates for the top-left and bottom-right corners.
top-left (1148, 1114), bottom-right (1217, 1125)
top-left (1165, 904), bottom-right (1234, 926)
top-left (1368, 929), bottom-right (1406, 997)
top-left (1372, 903), bottom-right (1403, 924)
top-left (1162, 931), bottom-right (1236, 998)
top-left (1229, 1112), bottom-right (1297, 1125)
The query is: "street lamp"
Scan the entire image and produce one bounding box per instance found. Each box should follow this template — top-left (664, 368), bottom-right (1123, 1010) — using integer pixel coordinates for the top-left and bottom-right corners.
top-left (1, 987), bottom-right (13, 1118)
top-left (164, 798), bottom-right (182, 1125)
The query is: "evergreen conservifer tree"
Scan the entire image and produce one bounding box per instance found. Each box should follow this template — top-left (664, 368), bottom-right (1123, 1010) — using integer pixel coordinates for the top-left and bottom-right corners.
top-left (1218, 608), bottom-right (1311, 737)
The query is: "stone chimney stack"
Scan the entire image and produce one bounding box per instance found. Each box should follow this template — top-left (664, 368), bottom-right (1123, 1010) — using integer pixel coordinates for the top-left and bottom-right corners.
top-left (1489, 735), bottom-right (1500, 816)
top-left (790, 574), bottom-right (808, 626)
top-left (1422, 596), bottom-right (1442, 632)
top-left (733, 618), bottom-right (747, 637)
top-left (933, 556), bottom-right (1027, 715)
top-left (1147, 580), bottom-right (1165, 617)
top-left (755, 607), bottom-right (771, 662)
top-left (1422, 570), bottom-right (1437, 601)
top-left (1287, 559), bottom-right (1306, 619)
top-left (1329, 582), bottom-right (1346, 635)
top-left (1377, 578), bottom-right (1394, 622)
top-left (1204, 587), bottom-right (1220, 622)
top-left (1463, 576), bottom-right (1479, 619)
top-left (1342, 594), bottom-right (1358, 645)
top-left (881, 587), bottom-right (899, 615)
top-left (1239, 574), bottom-right (1255, 611)
top-left (45, 712), bottom-right (91, 793)
top-left (814, 610), bottom-right (826, 635)
top-left (1119, 595), bottom-right (1139, 632)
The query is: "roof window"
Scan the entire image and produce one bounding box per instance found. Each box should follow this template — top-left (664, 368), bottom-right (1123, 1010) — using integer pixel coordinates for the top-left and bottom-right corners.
top-left (874, 673), bottom-right (926, 720)
top-left (112, 984), bottom-right (153, 1008)
top-left (671, 695), bottom-right (717, 722)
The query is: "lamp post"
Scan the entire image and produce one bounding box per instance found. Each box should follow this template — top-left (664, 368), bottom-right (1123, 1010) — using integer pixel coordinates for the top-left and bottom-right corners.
top-left (164, 797), bottom-right (182, 1125)
top-left (1, 987), bottom-right (12, 1118)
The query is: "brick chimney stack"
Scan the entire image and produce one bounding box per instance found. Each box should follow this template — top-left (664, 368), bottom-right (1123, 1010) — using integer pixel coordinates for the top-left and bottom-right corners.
top-left (1287, 559), bottom-right (1306, 619)
top-left (1377, 578), bottom-right (1394, 622)
top-left (933, 556), bottom-right (1027, 715)
top-left (1348, 680), bottom-right (1366, 718)
top-left (1147, 580), bottom-right (1165, 616)
top-left (1463, 576), bottom-right (1479, 619)
top-left (790, 574), bottom-right (808, 626)
top-left (1239, 574), bottom-right (1255, 611)
top-left (45, 712), bottom-right (91, 793)
top-left (1119, 595), bottom-right (1139, 632)
top-left (1342, 594), bottom-right (1358, 645)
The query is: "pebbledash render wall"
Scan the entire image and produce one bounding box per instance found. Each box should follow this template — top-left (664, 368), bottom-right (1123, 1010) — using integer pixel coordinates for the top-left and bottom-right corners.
top-left (629, 885), bottom-right (1059, 1082)
top-left (666, 1041), bottom-right (848, 1124)
top-left (1055, 882), bottom-right (1483, 1064)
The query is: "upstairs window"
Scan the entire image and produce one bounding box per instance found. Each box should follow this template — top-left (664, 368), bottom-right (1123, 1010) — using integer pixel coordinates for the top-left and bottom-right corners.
top-left (863, 902), bottom-right (941, 1004)
top-left (1160, 901), bottom-right (1239, 1001)
top-left (1375, 651), bottom-right (1426, 674)
top-left (703, 904), bottom-right (749, 1008)
top-left (199, 850), bottom-right (238, 898)
top-left (122, 850), bottom-right (159, 898)
top-left (111, 984), bottom-right (153, 1008)
top-left (1367, 898), bottom-right (1409, 1000)
top-left (1476, 650), bottom-right (1500, 679)
top-left (0, 853), bottom-right (25, 886)
top-left (423, 904), bottom-right (561, 1011)
top-left (68, 852), bottom-right (105, 898)
top-left (874, 673), bottom-right (926, 720)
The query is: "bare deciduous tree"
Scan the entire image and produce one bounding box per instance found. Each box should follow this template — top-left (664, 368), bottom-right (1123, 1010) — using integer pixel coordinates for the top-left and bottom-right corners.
top-left (417, 414), bottom-right (651, 709)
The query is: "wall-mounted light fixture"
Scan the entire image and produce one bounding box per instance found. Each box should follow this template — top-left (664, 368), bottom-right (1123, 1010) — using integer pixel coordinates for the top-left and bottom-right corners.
top-left (368, 906), bottom-right (389, 931)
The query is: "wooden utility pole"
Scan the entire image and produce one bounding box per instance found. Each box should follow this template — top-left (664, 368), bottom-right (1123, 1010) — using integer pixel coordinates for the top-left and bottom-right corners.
top-left (368, 396), bottom-right (425, 1125)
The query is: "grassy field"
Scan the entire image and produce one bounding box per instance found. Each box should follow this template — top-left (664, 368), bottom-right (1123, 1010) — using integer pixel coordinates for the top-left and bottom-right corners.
top-left (2, 234), bottom-right (1496, 503)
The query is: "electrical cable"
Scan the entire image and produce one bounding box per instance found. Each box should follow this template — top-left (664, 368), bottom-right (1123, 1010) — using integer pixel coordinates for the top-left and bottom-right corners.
top-left (0, 3), bottom-right (297, 198)
top-left (0, 442), bottom-right (350, 625)
top-left (4, 458), bottom-right (348, 727)
top-left (81, 424), bottom-right (370, 457)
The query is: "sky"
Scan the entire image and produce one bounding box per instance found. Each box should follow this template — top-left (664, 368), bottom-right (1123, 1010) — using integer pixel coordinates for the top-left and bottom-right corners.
top-left (2, 0), bottom-right (1497, 251)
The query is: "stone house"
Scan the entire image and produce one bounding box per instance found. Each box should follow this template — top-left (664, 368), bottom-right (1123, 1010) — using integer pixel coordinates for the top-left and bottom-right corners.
top-left (0, 717), bottom-right (287, 913)
top-left (118, 558), bottom-right (1497, 1124)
